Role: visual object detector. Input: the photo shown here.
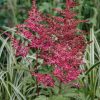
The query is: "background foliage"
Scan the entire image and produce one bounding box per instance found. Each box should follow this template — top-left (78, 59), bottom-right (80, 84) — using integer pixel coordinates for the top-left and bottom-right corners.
top-left (0, 0), bottom-right (100, 100)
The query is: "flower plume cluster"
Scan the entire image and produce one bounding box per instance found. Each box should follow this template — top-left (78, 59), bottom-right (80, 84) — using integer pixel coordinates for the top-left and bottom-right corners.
top-left (11, 0), bottom-right (87, 87)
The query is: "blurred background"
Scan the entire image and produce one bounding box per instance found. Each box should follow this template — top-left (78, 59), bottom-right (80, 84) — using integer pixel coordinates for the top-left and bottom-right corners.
top-left (0, 0), bottom-right (100, 100)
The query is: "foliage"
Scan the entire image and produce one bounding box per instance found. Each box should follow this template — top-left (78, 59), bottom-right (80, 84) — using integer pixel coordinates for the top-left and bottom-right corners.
top-left (0, 0), bottom-right (100, 100)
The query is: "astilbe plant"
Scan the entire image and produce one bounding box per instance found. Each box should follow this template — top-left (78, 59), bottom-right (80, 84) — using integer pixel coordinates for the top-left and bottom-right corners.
top-left (8, 0), bottom-right (88, 88)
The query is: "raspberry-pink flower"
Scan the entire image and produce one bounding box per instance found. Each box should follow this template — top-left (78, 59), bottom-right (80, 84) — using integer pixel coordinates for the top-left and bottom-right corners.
top-left (32, 73), bottom-right (54, 87)
top-left (9, 0), bottom-right (88, 87)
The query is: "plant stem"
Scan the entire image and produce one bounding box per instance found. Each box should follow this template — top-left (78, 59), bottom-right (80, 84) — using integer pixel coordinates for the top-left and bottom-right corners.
top-left (36, 80), bottom-right (40, 96)
top-left (35, 51), bottom-right (40, 96)
top-left (59, 81), bottom-right (62, 94)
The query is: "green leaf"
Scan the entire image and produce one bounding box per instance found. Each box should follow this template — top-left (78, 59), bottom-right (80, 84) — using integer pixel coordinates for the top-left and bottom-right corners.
top-left (0, 37), bottom-right (8, 58)
top-left (85, 61), bottom-right (100, 75)
top-left (35, 95), bottom-right (47, 100)
top-left (96, 88), bottom-right (100, 98)
top-left (63, 93), bottom-right (78, 98)
top-left (49, 95), bottom-right (67, 100)
top-left (52, 86), bottom-right (59, 95)
top-left (39, 2), bottom-right (52, 12)
top-left (7, 82), bottom-right (26, 100)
